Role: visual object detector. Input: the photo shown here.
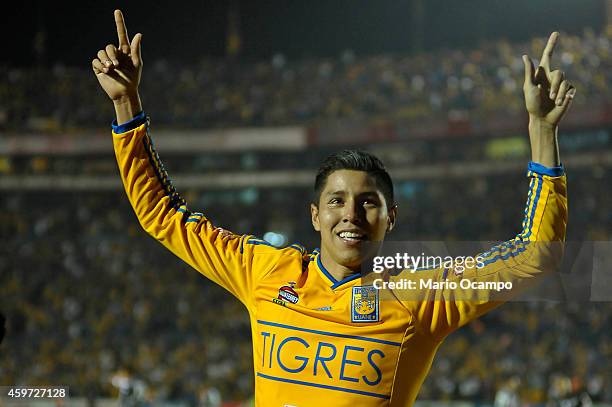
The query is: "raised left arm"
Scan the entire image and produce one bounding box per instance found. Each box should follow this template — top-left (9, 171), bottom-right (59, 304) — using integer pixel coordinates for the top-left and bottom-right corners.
top-left (393, 33), bottom-right (575, 337)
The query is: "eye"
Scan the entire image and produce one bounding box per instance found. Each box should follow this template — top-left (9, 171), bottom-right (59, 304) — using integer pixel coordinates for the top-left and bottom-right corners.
top-left (363, 198), bottom-right (379, 208)
top-left (328, 197), bottom-right (343, 206)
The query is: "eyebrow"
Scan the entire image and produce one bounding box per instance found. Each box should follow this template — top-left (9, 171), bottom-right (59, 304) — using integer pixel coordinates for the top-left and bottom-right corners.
top-left (325, 190), bottom-right (380, 198)
top-left (325, 190), bottom-right (346, 196)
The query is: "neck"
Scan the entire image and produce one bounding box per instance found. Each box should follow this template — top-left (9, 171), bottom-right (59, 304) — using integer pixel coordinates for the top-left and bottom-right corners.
top-left (319, 252), bottom-right (359, 282)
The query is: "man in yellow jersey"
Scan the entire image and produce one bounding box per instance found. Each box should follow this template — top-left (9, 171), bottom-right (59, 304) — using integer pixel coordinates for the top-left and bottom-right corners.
top-left (92, 10), bottom-right (574, 406)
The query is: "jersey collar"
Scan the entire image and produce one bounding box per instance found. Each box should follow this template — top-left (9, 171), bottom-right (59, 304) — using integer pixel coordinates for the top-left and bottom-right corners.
top-left (315, 251), bottom-right (361, 290)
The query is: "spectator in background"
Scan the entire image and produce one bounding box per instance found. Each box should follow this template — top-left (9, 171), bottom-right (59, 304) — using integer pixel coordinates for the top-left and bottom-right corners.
top-left (494, 376), bottom-right (521, 407)
top-left (1, 28), bottom-right (610, 130)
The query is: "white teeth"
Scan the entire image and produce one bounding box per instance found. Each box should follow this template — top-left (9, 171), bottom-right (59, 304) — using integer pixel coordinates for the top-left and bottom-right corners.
top-left (339, 231), bottom-right (364, 239)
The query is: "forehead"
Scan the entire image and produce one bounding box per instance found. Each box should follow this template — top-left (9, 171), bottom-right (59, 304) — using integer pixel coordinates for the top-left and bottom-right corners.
top-left (321, 170), bottom-right (381, 194)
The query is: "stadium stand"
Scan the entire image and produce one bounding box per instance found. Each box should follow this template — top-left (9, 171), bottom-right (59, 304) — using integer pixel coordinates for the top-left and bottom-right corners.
top-left (0, 29), bottom-right (610, 406)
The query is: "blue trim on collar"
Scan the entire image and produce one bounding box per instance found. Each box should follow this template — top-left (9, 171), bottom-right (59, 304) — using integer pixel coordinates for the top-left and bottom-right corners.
top-left (316, 254), bottom-right (337, 284)
top-left (527, 161), bottom-right (565, 177)
top-left (331, 273), bottom-right (361, 289)
top-left (112, 111), bottom-right (146, 134)
top-left (316, 253), bottom-right (361, 289)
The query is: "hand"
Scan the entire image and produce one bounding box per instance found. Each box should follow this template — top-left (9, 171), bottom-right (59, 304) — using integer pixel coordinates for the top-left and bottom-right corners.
top-left (92, 10), bottom-right (143, 102)
top-left (522, 32), bottom-right (576, 128)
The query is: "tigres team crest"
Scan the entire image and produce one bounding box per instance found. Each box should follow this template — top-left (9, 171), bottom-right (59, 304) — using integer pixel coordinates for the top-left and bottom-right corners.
top-left (351, 286), bottom-right (379, 322)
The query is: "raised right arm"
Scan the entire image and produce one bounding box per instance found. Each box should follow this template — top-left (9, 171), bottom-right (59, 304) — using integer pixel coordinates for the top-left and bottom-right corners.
top-left (93, 10), bottom-right (280, 305)
top-left (111, 116), bottom-right (278, 304)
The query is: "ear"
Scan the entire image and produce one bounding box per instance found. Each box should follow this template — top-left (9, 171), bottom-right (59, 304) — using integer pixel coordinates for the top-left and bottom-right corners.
top-left (387, 204), bottom-right (397, 232)
top-left (310, 203), bottom-right (321, 232)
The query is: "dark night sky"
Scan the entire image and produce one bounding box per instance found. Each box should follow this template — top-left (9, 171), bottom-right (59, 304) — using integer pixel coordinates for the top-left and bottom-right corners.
top-left (3, 0), bottom-right (605, 68)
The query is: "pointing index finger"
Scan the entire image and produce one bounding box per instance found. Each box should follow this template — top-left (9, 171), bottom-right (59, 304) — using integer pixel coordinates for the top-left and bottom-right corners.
top-left (540, 31), bottom-right (559, 71)
top-left (114, 10), bottom-right (130, 52)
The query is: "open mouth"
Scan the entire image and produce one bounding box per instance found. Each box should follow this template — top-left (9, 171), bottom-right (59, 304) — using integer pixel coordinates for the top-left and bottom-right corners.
top-left (337, 230), bottom-right (368, 244)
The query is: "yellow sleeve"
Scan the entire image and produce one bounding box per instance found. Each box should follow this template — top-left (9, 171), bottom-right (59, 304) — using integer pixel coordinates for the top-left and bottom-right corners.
top-left (111, 115), bottom-right (280, 306)
top-left (394, 164), bottom-right (567, 338)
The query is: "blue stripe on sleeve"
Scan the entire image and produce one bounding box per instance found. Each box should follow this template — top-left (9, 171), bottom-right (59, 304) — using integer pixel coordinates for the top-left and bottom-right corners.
top-left (112, 111), bottom-right (146, 134)
top-left (522, 176), bottom-right (543, 240)
top-left (527, 161), bottom-right (565, 177)
top-left (480, 175), bottom-right (543, 265)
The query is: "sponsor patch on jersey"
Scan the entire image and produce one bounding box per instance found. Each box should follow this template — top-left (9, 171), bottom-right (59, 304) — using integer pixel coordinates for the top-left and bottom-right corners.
top-left (278, 284), bottom-right (299, 304)
top-left (272, 298), bottom-right (287, 307)
top-left (351, 286), bottom-right (379, 322)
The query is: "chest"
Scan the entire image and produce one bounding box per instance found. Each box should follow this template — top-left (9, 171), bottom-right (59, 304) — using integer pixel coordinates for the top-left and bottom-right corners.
top-left (250, 264), bottom-right (413, 400)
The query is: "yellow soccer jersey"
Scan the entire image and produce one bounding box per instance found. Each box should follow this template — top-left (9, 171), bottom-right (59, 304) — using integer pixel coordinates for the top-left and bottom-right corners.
top-left (111, 114), bottom-right (567, 407)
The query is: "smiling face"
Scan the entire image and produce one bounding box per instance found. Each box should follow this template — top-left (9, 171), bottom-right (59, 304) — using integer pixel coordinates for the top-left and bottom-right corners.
top-left (311, 170), bottom-right (396, 278)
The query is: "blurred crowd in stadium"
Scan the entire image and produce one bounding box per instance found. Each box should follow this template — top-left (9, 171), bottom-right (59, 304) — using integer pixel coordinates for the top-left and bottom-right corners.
top-left (1, 168), bottom-right (610, 405)
top-left (1, 24), bottom-right (611, 407)
top-left (1, 27), bottom-right (610, 131)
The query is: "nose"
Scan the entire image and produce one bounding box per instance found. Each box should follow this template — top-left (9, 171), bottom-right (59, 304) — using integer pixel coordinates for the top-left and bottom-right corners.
top-left (342, 200), bottom-right (363, 224)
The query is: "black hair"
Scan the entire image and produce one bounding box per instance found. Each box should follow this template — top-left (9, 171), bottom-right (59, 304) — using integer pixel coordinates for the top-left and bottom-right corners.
top-left (314, 150), bottom-right (394, 207)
